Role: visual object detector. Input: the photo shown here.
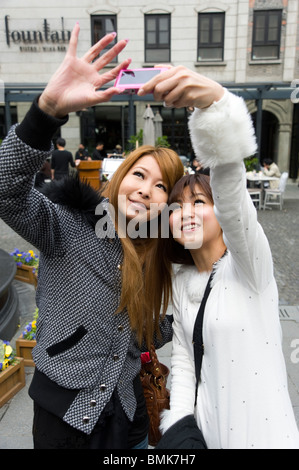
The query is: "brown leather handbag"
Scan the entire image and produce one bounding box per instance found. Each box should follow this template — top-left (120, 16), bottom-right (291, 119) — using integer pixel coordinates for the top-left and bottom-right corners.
top-left (140, 344), bottom-right (170, 447)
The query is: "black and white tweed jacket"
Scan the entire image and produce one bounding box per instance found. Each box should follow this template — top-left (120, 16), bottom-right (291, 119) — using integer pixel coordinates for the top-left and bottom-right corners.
top-left (0, 101), bottom-right (173, 434)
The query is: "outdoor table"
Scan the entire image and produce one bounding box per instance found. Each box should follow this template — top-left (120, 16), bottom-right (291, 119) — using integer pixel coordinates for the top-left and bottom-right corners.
top-left (101, 158), bottom-right (124, 181)
top-left (246, 171), bottom-right (279, 185)
top-left (246, 172), bottom-right (280, 207)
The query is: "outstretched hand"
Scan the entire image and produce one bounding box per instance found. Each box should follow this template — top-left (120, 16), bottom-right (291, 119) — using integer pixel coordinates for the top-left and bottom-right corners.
top-left (138, 65), bottom-right (224, 109)
top-left (38, 23), bottom-right (131, 118)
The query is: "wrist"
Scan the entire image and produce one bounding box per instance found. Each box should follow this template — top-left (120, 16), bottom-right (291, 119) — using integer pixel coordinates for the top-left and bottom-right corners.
top-left (38, 92), bottom-right (66, 119)
top-left (16, 95), bottom-right (68, 151)
top-left (205, 84), bottom-right (225, 108)
top-left (213, 84), bottom-right (225, 103)
top-left (194, 84), bottom-right (225, 110)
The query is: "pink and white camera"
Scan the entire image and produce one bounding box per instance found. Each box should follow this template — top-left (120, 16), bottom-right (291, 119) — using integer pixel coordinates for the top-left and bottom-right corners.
top-left (114, 68), bottom-right (167, 94)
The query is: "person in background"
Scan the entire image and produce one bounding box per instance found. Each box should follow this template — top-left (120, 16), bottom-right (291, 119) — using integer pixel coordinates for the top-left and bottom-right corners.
top-left (51, 137), bottom-right (75, 180)
top-left (192, 158), bottom-right (210, 176)
top-left (190, 157), bottom-right (210, 176)
top-left (263, 158), bottom-right (281, 189)
top-left (75, 143), bottom-right (90, 160)
top-left (92, 141), bottom-right (107, 161)
top-left (108, 144), bottom-right (124, 159)
top-left (34, 160), bottom-right (51, 190)
top-left (113, 144), bottom-right (123, 156)
top-left (190, 157), bottom-right (200, 173)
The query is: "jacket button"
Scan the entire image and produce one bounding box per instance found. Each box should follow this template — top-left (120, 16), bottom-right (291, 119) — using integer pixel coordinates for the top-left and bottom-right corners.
top-left (90, 399), bottom-right (96, 407)
top-left (100, 384), bottom-right (106, 392)
top-left (118, 325), bottom-right (124, 332)
top-left (83, 416), bottom-right (90, 424)
top-left (117, 264), bottom-right (122, 271)
top-left (113, 354), bottom-right (120, 361)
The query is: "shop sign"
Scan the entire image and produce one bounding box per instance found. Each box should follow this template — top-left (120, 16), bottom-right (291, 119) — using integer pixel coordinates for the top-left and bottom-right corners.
top-left (4, 16), bottom-right (71, 52)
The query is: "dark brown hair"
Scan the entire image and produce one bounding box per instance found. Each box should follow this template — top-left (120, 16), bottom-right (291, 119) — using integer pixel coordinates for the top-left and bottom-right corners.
top-left (167, 173), bottom-right (213, 265)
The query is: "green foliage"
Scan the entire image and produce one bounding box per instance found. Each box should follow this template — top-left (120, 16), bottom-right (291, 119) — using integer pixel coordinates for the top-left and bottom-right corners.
top-left (128, 129), bottom-right (143, 148)
top-left (156, 136), bottom-right (170, 148)
top-left (244, 156), bottom-right (259, 172)
top-left (128, 131), bottom-right (171, 149)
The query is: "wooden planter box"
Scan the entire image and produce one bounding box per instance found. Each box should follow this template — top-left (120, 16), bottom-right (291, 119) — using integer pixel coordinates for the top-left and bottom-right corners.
top-left (0, 357), bottom-right (25, 407)
top-left (15, 264), bottom-right (37, 288)
top-left (16, 336), bottom-right (36, 367)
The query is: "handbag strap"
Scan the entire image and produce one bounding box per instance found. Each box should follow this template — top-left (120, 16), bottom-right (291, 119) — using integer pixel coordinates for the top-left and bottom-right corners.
top-left (192, 251), bottom-right (227, 406)
top-left (192, 271), bottom-right (213, 406)
top-left (149, 344), bottom-right (163, 379)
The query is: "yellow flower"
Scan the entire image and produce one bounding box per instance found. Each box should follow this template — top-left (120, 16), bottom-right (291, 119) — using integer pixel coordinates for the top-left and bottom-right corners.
top-left (32, 320), bottom-right (36, 328)
top-left (17, 253), bottom-right (22, 257)
top-left (5, 345), bottom-right (12, 357)
top-left (28, 250), bottom-right (34, 256)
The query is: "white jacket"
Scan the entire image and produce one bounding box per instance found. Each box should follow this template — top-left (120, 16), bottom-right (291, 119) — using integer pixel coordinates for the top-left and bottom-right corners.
top-left (161, 90), bottom-right (299, 449)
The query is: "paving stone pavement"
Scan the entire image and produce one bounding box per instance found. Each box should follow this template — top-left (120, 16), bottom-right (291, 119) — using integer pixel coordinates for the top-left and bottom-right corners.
top-left (256, 187), bottom-right (299, 306)
top-left (0, 181), bottom-right (298, 449)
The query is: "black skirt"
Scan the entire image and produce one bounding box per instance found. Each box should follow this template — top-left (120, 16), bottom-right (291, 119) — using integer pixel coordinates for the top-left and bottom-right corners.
top-left (31, 371), bottom-right (149, 449)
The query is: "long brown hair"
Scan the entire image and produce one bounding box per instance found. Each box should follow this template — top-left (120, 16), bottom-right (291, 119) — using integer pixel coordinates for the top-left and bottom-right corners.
top-left (102, 145), bottom-right (184, 347)
top-left (166, 173), bottom-right (213, 265)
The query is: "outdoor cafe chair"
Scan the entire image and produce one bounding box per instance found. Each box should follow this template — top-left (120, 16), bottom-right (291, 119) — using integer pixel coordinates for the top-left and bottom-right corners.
top-left (248, 187), bottom-right (263, 210)
top-left (263, 172), bottom-right (288, 210)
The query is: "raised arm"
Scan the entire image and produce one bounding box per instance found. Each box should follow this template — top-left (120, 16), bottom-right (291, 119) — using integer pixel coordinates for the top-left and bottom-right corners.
top-left (141, 67), bottom-right (273, 293)
top-left (38, 23), bottom-right (131, 118)
top-left (0, 25), bottom-right (130, 254)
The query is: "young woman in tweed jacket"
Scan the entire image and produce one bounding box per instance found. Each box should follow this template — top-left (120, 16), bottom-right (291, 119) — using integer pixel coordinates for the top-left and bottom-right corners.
top-left (0, 25), bottom-right (184, 449)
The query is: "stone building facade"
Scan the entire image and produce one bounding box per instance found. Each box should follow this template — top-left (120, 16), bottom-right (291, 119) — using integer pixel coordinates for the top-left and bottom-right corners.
top-left (1, 0), bottom-right (298, 176)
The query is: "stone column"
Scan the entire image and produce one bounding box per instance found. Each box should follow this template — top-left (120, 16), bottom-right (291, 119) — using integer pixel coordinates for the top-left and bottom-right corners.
top-left (277, 122), bottom-right (292, 173)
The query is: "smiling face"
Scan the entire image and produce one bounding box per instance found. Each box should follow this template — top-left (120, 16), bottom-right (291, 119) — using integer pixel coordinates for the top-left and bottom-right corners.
top-left (169, 183), bottom-right (221, 250)
top-left (118, 155), bottom-right (168, 223)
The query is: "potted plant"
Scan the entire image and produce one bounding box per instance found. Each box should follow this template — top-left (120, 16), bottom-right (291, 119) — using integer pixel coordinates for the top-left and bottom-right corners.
top-left (10, 248), bottom-right (39, 288)
top-left (128, 129), bottom-right (143, 149)
top-left (15, 308), bottom-right (38, 367)
top-left (156, 136), bottom-right (170, 148)
top-left (0, 340), bottom-right (25, 407)
top-left (244, 156), bottom-right (259, 172)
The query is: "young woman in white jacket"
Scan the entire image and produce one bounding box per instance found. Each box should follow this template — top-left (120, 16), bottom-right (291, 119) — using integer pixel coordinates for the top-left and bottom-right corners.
top-left (140, 68), bottom-right (299, 449)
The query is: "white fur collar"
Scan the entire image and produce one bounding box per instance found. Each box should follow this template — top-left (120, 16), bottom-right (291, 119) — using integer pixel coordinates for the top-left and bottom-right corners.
top-left (176, 265), bottom-right (211, 303)
top-left (175, 254), bottom-right (228, 303)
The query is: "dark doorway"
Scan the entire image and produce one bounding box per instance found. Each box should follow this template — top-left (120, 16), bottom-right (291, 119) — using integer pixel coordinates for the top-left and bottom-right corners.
top-left (148, 104), bottom-right (192, 158)
top-left (0, 106), bottom-right (17, 140)
top-left (290, 103), bottom-right (299, 180)
top-left (79, 105), bottom-right (132, 156)
top-left (252, 110), bottom-right (279, 164)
